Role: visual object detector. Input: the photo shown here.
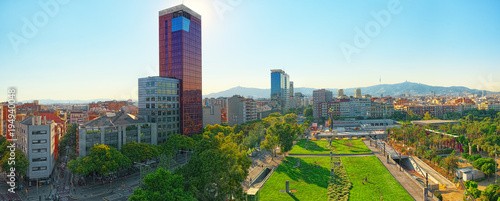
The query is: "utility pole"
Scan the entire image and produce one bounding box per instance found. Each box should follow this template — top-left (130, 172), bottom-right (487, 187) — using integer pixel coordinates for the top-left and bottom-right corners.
top-left (399, 153), bottom-right (402, 171)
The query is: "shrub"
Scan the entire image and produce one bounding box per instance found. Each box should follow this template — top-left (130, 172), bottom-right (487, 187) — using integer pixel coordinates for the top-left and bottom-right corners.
top-left (472, 158), bottom-right (494, 170)
top-left (434, 192), bottom-right (443, 201)
top-left (470, 154), bottom-right (481, 162)
top-left (464, 180), bottom-right (478, 189)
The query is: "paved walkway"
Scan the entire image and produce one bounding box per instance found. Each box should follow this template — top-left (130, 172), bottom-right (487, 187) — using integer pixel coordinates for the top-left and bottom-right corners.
top-left (363, 140), bottom-right (423, 201)
top-left (242, 152), bottom-right (283, 191)
top-left (288, 153), bottom-right (374, 157)
top-left (411, 156), bottom-right (455, 188)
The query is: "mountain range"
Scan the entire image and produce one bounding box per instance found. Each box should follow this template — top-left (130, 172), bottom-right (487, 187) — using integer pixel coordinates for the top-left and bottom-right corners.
top-left (19, 99), bottom-right (137, 105)
top-left (202, 82), bottom-right (495, 99)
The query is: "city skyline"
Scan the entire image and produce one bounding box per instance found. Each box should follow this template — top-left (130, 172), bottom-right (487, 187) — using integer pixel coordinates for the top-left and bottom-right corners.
top-left (2, 0), bottom-right (500, 102)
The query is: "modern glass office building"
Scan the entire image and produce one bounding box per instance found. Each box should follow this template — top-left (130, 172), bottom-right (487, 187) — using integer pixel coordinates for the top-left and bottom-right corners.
top-left (159, 5), bottom-right (202, 136)
top-left (270, 69), bottom-right (290, 111)
top-left (138, 76), bottom-right (180, 143)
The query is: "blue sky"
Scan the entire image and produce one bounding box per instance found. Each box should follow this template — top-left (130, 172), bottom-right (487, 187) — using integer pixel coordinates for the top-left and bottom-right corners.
top-left (1, 0), bottom-right (500, 101)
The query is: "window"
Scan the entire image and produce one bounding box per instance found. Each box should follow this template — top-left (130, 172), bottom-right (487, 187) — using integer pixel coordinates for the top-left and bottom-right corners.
top-left (32, 166), bottom-right (47, 171)
top-left (146, 97), bottom-right (150, 101)
top-left (32, 148), bottom-right (47, 153)
top-left (32, 130), bottom-right (47, 135)
top-left (146, 104), bottom-right (150, 108)
top-left (32, 139), bottom-right (47, 144)
top-left (32, 157), bottom-right (47, 162)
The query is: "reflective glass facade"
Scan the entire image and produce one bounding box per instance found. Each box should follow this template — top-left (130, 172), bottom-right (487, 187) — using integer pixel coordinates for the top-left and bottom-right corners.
top-left (159, 5), bottom-right (202, 136)
top-left (138, 77), bottom-right (180, 143)
top-left (270, 69), bottom-right (290, 111)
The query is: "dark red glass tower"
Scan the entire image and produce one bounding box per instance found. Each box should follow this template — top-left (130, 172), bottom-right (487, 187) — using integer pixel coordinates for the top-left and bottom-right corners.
top-left (159, 5), bottom-right (202, 136)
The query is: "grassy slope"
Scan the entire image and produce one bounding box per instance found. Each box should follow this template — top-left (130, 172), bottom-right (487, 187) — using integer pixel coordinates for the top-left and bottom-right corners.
top-left (260, 157), bottom-right (331, 200)
top-left (289, 139), bottom-right (371, 155)
top-left (342, 156), bottom-right (413, 201)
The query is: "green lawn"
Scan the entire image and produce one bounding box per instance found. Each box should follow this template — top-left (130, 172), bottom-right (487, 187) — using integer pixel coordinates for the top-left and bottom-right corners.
top-left (289, 139), bottom-right (371, 155)
top-left (260, 157), bottom-right (331, 200)
top-left (331, 139), bottom-right (371, 154)
top-left (289, 140), bottom-right (331, 154)
top-left (342, 156), bottom-right (413, 201)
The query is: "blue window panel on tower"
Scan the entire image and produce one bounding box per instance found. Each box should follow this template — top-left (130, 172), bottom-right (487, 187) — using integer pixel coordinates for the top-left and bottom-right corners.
top-left (171, 17), bottom-right (190, 32)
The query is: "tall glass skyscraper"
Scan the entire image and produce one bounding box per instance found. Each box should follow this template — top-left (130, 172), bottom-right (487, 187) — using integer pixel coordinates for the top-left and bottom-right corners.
top-left (159, 5), bottom-right (202, 136)
top-left (270, 69), bottom-right (290, 111)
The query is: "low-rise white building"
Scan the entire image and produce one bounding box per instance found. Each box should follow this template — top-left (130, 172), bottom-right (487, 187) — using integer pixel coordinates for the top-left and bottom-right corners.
top-left (16, 116), bottom-right (60, 180)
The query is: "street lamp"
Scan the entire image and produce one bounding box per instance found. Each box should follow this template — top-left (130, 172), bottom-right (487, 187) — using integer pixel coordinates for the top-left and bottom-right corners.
top-left (134, 162), bottom-right (148, 186)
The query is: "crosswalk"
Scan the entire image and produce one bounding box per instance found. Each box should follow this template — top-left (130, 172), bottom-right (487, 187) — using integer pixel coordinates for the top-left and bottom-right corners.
top-left (0, 192), bottom-right (22, 201)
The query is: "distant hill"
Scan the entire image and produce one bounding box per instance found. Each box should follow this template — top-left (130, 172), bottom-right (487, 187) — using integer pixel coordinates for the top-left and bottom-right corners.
top-left (202, 82), bottom-right (495, 98)
top-left (19, 99), bottom-right (137, 105)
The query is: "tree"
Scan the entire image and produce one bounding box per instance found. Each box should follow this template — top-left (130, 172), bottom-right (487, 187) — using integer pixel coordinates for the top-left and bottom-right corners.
top-left (473, 158), bottom-right (494, 170)
top-left (203, 124), bottom-right (233, 136)
top-left (481, 162), bottom-right (495, 181)
top-left (423, 112), bottom-right (433, 120)
top-left (90, 144), bottom-right (131, 176)
top-left (130, 168), bottom-right (195, 201)
top-left (177, 133), bottom-right (252, 201)
top-left (122, 141), bottom-right (159, 164)
top-left (267, 122), bottom-right (296, 153)
top-left (483, 184), bottom-right (500, 201)
top-left (68, 156), bottom-right (94, 176)
top-left (304, 105), bottom-right (313, 117)
top-left (157, 154), bottom-right (176, 171)
top-left (69, 144), bottom-right (131, 177)
top-left (268, 112), bottom-right (282, 118)
top-left (443, 150), bottom-right (458, 175)
top-left (0, 149), bottom-right (29, 177)
top-left (0, 141), bottom-right (11, 158)
top-left (243, 123), bottom-right (265, 149)
top-left (283, 113), bottom-right (298, 125)
top-left (464, 180), bottom-right (481, 199)
top-left (162, 134), bottom-right (195, 157)
top-left (261, 132), bottom-right (278, 156)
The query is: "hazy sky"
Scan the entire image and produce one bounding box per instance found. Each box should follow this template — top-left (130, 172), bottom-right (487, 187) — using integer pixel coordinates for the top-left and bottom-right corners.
top-left (1, 0), bottom-right (500, 101)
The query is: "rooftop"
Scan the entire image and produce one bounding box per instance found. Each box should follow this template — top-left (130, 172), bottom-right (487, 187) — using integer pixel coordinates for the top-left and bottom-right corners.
top-left (83, 113), bottom-right (148, 127)
top-left (411, 120), bottom-right (460, 126)
top-left (159, 4), bottom-right (201, 19)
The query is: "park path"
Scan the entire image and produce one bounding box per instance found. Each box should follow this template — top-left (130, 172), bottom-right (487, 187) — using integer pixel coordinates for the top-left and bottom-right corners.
top-left (242, 151), bottom-right (283, 192)
top-left (363, 140), bottom-right (423, 201)
top-left (411, 156), bottom-right (456, 189)
top-left (288, 153), bottom-right (374, 157)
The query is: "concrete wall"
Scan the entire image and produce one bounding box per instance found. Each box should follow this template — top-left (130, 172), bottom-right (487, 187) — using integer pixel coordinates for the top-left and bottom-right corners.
top-left (203, 105), bottom-right (221, 127)
top-left (227, 96), bottom-right (244, 127)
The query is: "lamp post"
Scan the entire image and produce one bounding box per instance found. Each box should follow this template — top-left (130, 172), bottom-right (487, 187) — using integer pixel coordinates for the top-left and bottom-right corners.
top-left (134, 162), bottom-right (147, 186)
